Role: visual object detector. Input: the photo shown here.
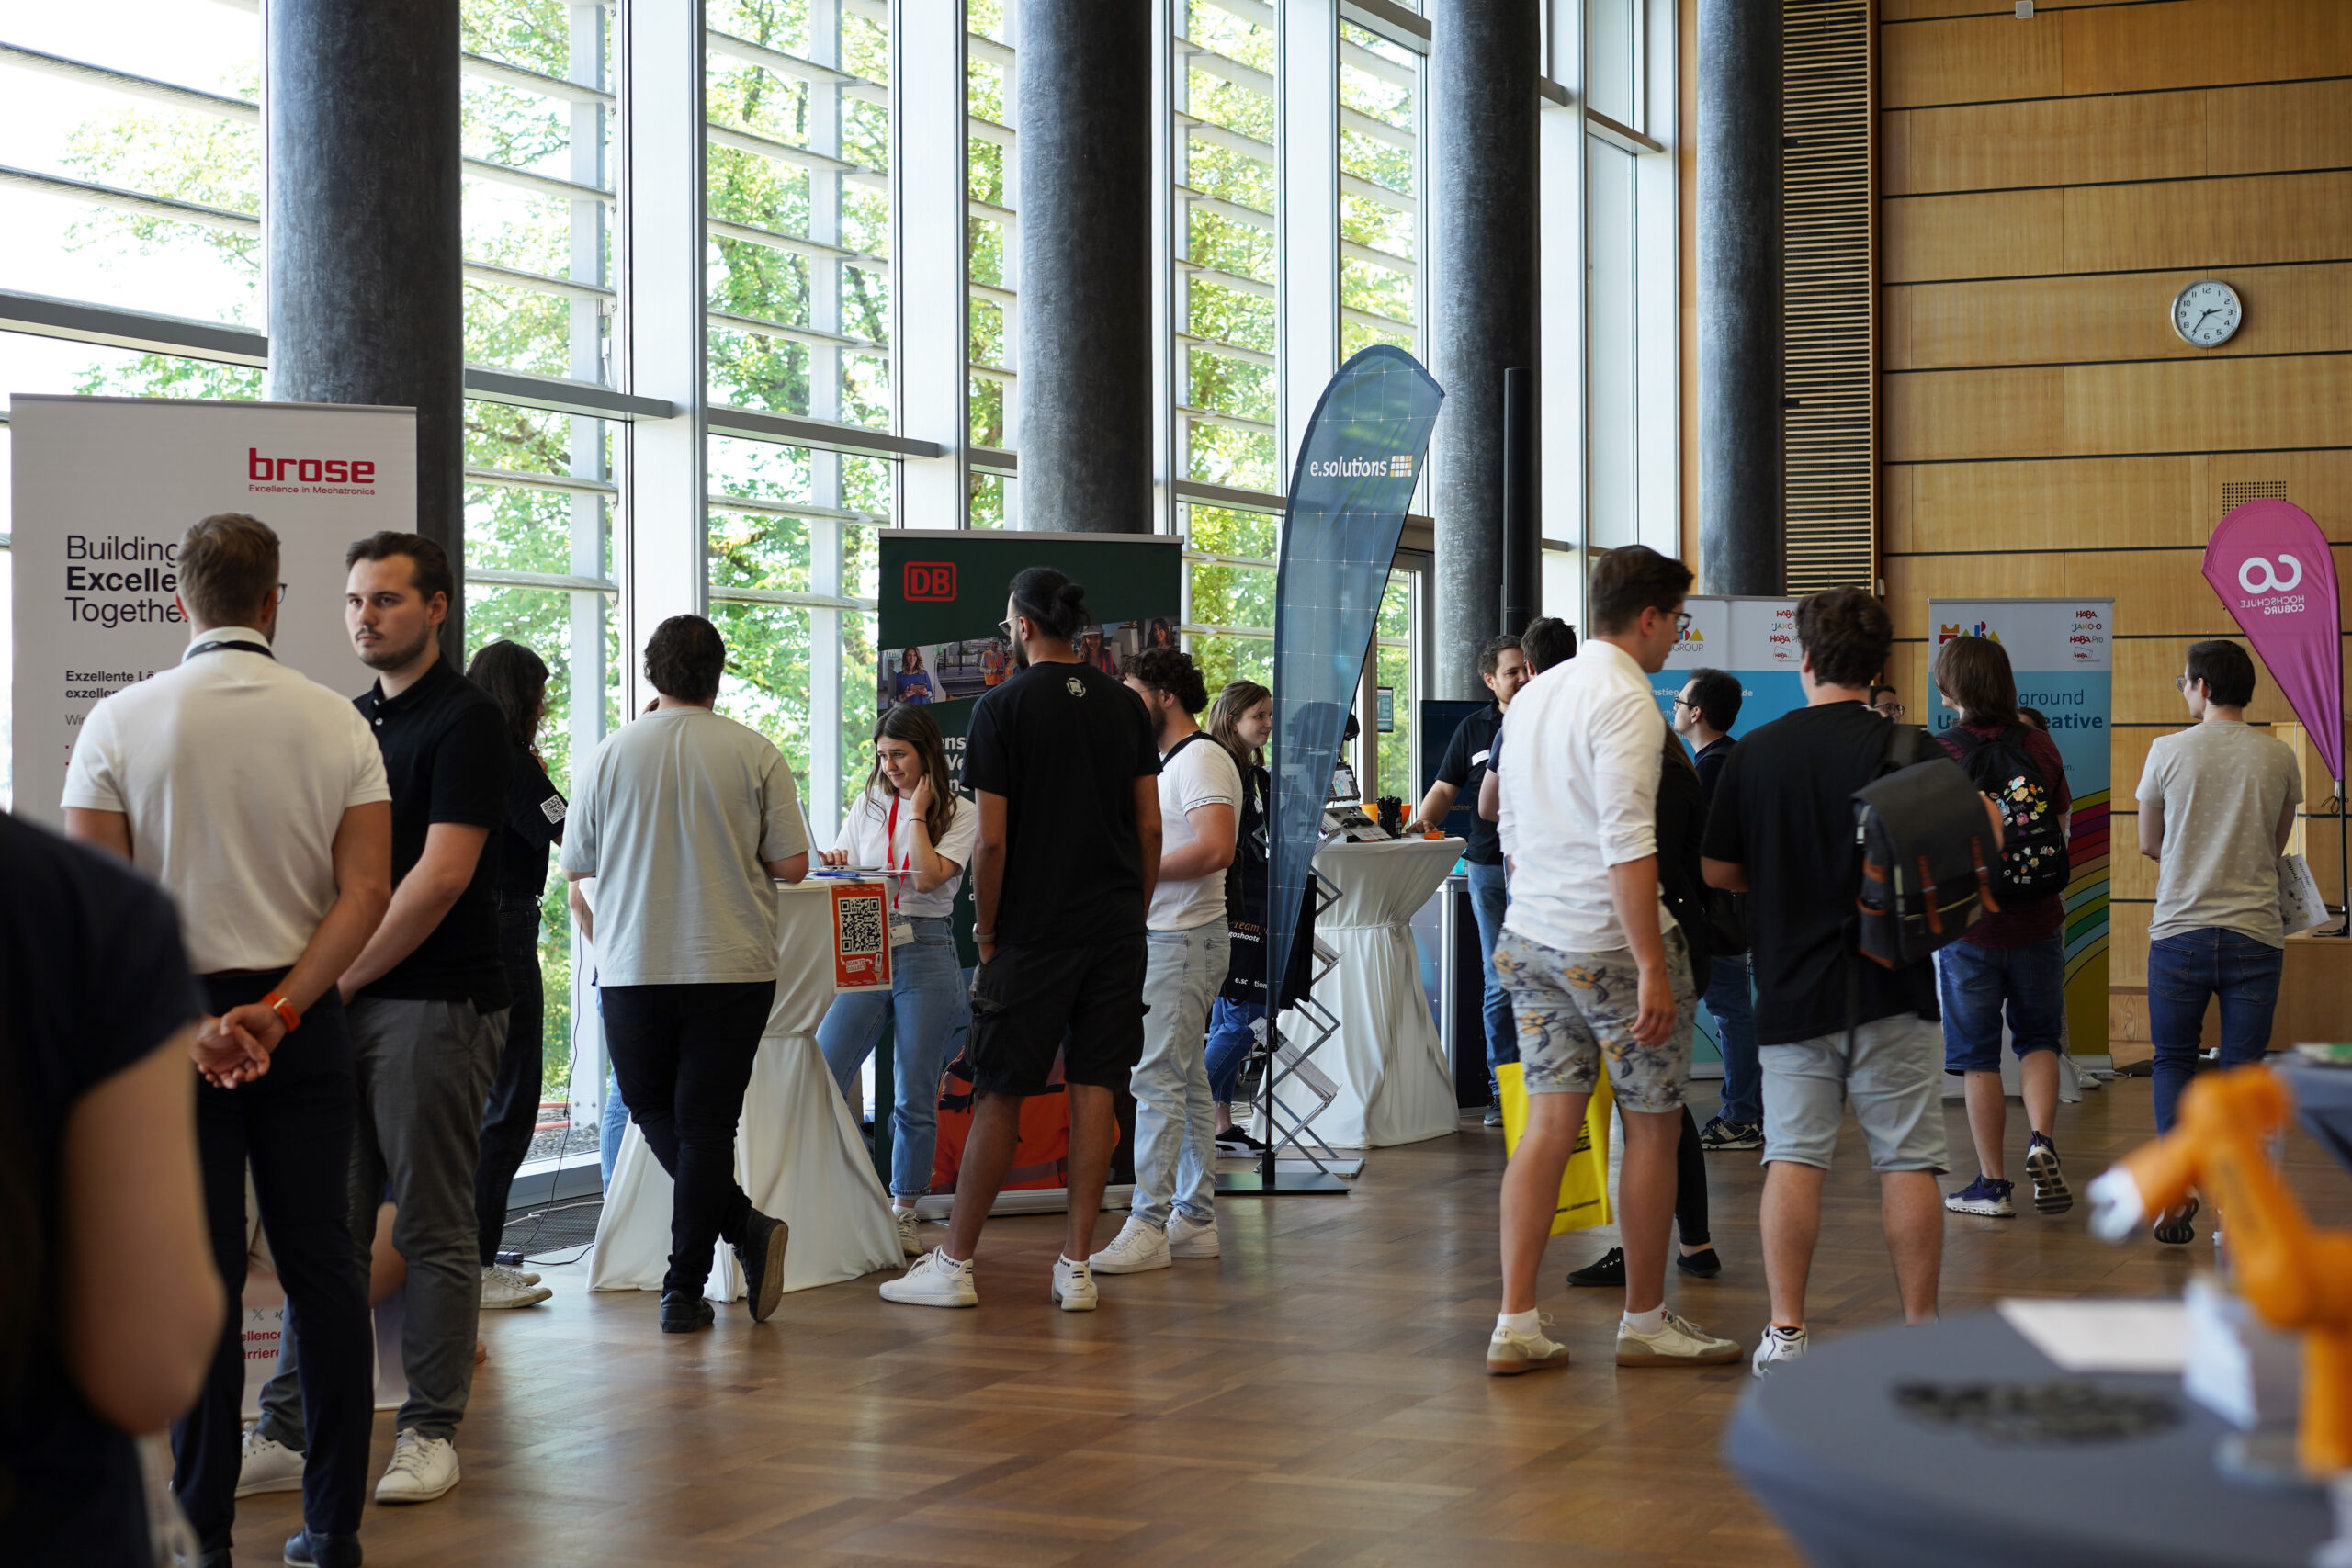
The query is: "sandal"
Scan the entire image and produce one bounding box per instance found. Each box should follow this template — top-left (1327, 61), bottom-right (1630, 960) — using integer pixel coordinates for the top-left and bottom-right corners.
top-left (2153, 1197), bottom-right (2199, 1245)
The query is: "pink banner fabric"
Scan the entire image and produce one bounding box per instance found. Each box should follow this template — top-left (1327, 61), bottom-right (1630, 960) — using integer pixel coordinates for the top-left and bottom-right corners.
top-left (2202, 498), bottom-right (2343, 783)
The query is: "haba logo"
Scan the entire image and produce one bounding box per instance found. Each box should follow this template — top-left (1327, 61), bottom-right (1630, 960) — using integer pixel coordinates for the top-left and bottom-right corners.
top-left (2238, 554), bottom-right (2304, 595)
top-left (1938, 621), bottom-right (2002, 645)
top-left (902, 561), bottom-right (956, 601)
top-left (1306, 453), bottom-right (1416, 479)
top-left (246, 447), bottom-right (377, 491)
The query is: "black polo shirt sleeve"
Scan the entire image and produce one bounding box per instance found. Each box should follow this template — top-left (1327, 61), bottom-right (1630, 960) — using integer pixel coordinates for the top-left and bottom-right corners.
top-left (1434, 714), bottom-right (1477, 789)
top-left (435, 702), bottom-right (513, 831)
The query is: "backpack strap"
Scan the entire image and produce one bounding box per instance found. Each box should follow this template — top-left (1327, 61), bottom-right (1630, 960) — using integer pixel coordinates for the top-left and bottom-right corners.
top-left (1881, 720), bottom-right (1927, 773)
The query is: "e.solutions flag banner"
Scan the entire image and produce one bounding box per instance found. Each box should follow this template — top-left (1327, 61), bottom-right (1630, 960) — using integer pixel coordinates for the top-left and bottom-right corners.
top-left (2203, 498), bottom-right (2344, 784)
top-left (1928, 599), bottom-right (2114, 1055)
top-left (1264, 345), bottom-right (1443, 1012)
top-left (9, 395), bottom-right (417, 820)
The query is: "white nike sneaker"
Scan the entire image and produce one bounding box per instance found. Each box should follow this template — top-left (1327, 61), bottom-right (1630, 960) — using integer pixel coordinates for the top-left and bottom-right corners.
top-left (1485, 1315), bottom-right (1573, 1376)
top-left (1051, 1255), bottom-right (1099, 1311)
top-left (1615, 1309), bottom-right (1744, 1367)
top-left (374, 1428), bottom-right (459, 1504)
top-left (235, 1427), bottom-right (306, 1497)
top-left (1752, 1324), bottom-right (1810, 1379)
top-left (480, 1264), bottom-right (552, 1310)
top-left (880, 1247), bottom-right (979, 1307)
top-left (1167, 1209), bottom-right (1220, 1258)
top-left (894, 1209), bottom-right (925, 1258)
top-left (1088, 1215), bottom-right (1171, 1275)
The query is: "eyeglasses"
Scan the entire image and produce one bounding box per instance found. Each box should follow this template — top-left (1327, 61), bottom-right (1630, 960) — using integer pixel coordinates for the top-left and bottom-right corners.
top-left (277, 582), bottom-right (289, 604)
top-left (996, 618), bottom-right (1013, 641)
top-left (1670, 695), bottom-right (1696, 710)
top-left (1675, 611), bottom-right (1692, 635)
top-left (1876, 703), bottom-right (1906, 718)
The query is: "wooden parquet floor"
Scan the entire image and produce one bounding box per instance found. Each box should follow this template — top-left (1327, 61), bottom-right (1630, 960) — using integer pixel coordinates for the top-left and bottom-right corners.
top-left (224, 1074), bottom-right (2352, 1566)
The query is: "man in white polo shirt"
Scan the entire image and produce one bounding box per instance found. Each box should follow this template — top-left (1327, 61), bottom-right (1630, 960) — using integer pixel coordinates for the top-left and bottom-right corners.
top-left (62, 511), bottom-right (393, 1568)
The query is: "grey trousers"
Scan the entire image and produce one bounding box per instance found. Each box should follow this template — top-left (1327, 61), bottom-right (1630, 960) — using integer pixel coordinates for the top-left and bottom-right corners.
top-left (259, 996), bottom-right (505, 1446)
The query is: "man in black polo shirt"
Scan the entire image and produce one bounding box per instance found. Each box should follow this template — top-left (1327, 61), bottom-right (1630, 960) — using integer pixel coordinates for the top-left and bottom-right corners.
top-left (880, 567), bottom-right (1162, 1313)
top-left (253, 532), bottom-right (510, 1508)
top-left (1407, 633), bottom-right (1529, 1124)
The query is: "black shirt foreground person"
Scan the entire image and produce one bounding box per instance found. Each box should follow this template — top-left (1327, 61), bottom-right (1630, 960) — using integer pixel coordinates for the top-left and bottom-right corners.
top-left (880, 568), bottom-right (1163, 1313)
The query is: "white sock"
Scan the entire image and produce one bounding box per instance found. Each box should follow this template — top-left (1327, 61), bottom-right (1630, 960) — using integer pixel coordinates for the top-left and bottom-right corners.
top-left (1622, 1305), bottom-right (1666, 1335)
top-left (935, 1247), bottom-right (971, 1273)
top-left (893, 1202), bottom-right (918, 1215)
top-left (1498, 1308), bottom-right (1540, 1337)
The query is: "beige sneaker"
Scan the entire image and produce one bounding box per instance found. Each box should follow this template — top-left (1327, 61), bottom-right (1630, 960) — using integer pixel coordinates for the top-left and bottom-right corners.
top-left (894, 1208), bottom-right (924, 1257)
top-left (1486, 1315), bottom-right (1574, 1376)
top-left (1615, 1308), bottom-right (1743, 1367)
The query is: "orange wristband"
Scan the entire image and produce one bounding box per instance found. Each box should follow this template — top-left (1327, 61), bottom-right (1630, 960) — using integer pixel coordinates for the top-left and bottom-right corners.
top-left (262, 992), bottom-right (301, 1033)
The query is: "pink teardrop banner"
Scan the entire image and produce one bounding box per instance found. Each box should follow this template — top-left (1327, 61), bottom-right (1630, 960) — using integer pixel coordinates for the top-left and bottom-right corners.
top-left (2201, 498), bottom-right (2343, 783)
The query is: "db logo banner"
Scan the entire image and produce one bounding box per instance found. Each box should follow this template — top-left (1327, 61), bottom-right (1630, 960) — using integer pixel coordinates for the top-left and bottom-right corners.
top-left (902, 561), bottom-right (956, 601)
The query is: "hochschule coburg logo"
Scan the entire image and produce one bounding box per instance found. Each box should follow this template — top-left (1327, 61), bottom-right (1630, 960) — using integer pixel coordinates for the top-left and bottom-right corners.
top-left (2238, 554), bottom-right (2305, 595)
top-left (1306, 453), bottom-right (1415, 479)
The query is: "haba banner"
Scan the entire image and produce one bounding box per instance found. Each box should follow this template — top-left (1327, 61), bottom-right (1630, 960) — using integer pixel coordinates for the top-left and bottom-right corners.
top-left (2204, 498), bottom-right (2344, 784)
top-left (9, 396), bottom-right (417, 820)
top-left (1928, 599), bottom-right (2115, 1055)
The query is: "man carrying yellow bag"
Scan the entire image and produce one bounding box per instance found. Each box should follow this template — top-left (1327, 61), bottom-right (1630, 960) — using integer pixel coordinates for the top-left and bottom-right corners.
top-left (1485, 547), bottom-right (1742, 1375)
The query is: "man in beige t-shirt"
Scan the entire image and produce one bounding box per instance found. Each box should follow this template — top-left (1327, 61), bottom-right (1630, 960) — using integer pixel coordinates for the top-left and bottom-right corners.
top-left (2134, 639), bottom-right (2301, 1201)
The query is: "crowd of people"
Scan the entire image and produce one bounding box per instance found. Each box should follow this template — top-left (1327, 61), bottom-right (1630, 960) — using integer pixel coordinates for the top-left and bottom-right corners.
top-left (1, 518), bottom-right (2308, 1564)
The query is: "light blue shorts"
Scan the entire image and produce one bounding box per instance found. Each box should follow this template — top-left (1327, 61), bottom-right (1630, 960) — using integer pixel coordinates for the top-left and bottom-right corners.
top-left (1760, 1013), bottom-right (1950, 1174)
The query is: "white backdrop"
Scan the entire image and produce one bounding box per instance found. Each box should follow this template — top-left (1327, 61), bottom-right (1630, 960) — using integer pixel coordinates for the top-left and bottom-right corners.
top-left (9, 394), bottom-right (416, 825)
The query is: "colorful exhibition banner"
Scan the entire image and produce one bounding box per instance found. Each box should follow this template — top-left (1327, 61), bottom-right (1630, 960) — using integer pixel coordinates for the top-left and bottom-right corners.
top-left (2203, 497), bottom-right (2344, 784)
top-left (8, 395), bottom-right (417, 822)
top-left (1928, 599), bottom-right (2114, 1054)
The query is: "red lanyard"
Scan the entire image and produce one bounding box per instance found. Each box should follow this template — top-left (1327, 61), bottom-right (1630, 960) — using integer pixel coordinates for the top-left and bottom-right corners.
top-left (884, 793), bottom-right (910, 912)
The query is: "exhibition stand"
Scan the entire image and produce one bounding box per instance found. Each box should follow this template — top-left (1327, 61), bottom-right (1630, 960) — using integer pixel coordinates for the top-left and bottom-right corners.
top-left (1305, 835), bottom-right (1464, 1148)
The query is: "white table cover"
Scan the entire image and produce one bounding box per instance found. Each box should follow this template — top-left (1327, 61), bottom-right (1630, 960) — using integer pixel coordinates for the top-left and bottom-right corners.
top-left (1294, 837), bottom-right (1464, 1148)
top-left (588, 881), bottom-right (902, 1302)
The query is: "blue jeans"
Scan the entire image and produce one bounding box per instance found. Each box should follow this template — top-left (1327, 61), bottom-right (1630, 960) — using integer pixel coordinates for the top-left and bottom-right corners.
top-left (816, 916), bottom-right (970, 1201)
top-left (1467, 860), bottom-right (1516, 1083)
top-left (2146, 928), bottom-right (2284, 1134)
top-left (599, 1067), bottom-right (630, 1190)
top-left (1706, 954), bottom-right (1760, 1126)
top-left (1938, 935), bottom-right (2065, 1073)
top-left (1205, 997), bottom-right (1263, 1105)
top-left (1132, 922), bottom-right (1232, 1228)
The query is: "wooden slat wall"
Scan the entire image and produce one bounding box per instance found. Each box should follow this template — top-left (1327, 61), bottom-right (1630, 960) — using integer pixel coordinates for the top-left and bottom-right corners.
top-left (1877, 1), bottom-right (2352, 1039)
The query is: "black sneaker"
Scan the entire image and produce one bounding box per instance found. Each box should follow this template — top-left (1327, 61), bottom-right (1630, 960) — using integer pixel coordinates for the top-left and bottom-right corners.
top-left (1699, 1116), bottom-right (1764, 1151)
top-left (1677, 1246), bottom-right (1723, 1279)
top-left (1216, 1124), bottom-right (1270, 1156)
top-left (659, 1291), bottom-right (714, 1334)
top-left (2026, 1133), bottom-right (2072, 1213)
top-left (1566, 1247), bottom-right (1626, 1288)
top-left (284, 1530), bottom-right (362, 1568)
top-left (735, 1209), bottom-right (788, 1323)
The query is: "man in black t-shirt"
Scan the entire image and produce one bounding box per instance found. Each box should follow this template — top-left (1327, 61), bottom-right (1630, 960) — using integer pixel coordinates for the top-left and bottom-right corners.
top-left (1702, 589), bottom-right (1949, 1379)
top-left (1406, 634), bottom-right (1529, 1122)
top-left (1674, 666), bottom-right (1762, 1150)
top-left (881, 569), bottom-right (1163, 1314)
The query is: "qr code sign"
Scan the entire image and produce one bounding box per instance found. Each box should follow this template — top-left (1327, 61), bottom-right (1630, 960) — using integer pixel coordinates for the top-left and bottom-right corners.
top-left (838, 893), bottom-right (885, 956)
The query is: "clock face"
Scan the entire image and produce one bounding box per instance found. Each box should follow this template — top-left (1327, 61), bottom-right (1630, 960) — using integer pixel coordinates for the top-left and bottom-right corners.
top-left (2172, 279), bottom-right (2242, 347)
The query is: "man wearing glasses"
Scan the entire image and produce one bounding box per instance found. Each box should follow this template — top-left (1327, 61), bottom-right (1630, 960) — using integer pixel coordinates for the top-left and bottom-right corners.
top-left (1868, 684), bottom-right (1905, 721)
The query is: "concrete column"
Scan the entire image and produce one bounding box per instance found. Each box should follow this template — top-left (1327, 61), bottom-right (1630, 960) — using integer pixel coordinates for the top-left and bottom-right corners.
top-left (1430, 0), bottom-right (1538, 698)
top-left (1016, 0), bottom-right (1152, 534)
top-left (266, 0), bottom-right (466, 659)
top-left (1697, 0), bottom-right (1783, 596)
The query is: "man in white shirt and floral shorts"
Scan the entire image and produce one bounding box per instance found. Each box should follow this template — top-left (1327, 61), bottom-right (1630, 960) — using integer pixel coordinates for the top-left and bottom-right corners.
top-left (1487, 545), bottom-right (1741, 1374)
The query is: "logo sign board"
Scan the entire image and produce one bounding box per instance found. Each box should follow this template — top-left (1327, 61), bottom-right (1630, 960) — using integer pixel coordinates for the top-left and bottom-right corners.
top-left (2202, 499), bottom-right (2342, 782)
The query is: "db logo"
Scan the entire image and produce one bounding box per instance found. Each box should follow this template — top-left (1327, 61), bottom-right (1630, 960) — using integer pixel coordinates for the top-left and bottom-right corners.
top-left (902, 561), bottom-right (956, 601)
top-left (2239, 554), bottom-right (2305, 594)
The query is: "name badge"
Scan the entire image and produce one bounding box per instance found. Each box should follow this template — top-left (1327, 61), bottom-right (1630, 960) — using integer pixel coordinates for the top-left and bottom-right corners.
top-left (889, 917), bottom-right (916, 949)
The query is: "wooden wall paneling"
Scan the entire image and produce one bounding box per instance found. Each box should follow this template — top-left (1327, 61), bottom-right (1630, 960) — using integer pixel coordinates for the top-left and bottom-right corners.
top-left (1882, 188), bottom-right (2064, 283)
top-left (2204, 451), bottom-right (2352, 537)
top-left (2111, 899), bottom-right (2152, 987)
top-left (1897, 457), bottom-right (2199, 553)
top-left (2207, 78), bottom-right (2352, 178)
top-left (1883, 0), bottom-right (2104, 19)
top-left (2064, 354), bottom-right (2352, 457)
top-left (2062, 0), bottom-right (2352, 98)
top-left (1882, 284), bottom-right (1914, 373)
top-left (1895, 263), bottom-right (2352, 371)
top-left (2111, 838), bottom-right (2159, 903)
top-left (1884, 553), bottom-right (2066, 640)
top-left (1883, 367), bottom-right (2063, 462)
top-left (2112, 639), bottom-right (2352, 725)
top-left (2064, 170), bottom-right (2352, 277)
top-left (2060, 549), bottom-right (2238, 637)
top-left (1880, 12), bottom-right (2062, 110)
top-left (1882, 90), bottom-right (2208, 198)
top-left (1882, 461), bottom-right (1917, 552)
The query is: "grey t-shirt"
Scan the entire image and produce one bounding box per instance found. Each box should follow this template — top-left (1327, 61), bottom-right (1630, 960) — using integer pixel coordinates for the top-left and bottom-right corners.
top-left (560, 706), bottom-right (808, 985)
top-left (2136, 721), bottom-right (2303, 947)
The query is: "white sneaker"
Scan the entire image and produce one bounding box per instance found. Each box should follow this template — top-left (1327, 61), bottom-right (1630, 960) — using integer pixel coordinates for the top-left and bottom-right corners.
top-left (1486, 1315), bottom-right (1573, 1376)
top-left (1088, 1215), bottom-right (1172, 1274)
top-left (1051, 1255), bottom-right (1099, 1311)
top-left (235, 1427), bottom-right (305, 1497)
top-left (1752, 1324), bottom-right (1810, 1379)
top-left (1167, 1210), bottom-right (1219, 1258)
top-left (374, 1428), bottom-right (459, 1504)
top-left (880, 1247), bottom-right (978, 1308)
top-left (894, 1209), bottom-right (925, 1258)
top-left (489, 1261), bottom-right (542, 1287)
top-left (1616, 1309), bottom-right (1744, 1367)
top-left (480, 1264), bottom-right (552, 1309)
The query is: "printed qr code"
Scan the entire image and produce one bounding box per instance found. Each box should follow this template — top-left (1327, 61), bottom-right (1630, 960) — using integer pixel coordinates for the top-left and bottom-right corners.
top-left (838, 895), bottom-right (886, 956)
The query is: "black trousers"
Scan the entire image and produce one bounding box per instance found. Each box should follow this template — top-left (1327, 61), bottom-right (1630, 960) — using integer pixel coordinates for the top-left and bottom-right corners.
top-left (475, 901), bottom-right (547, 1267)
top-left (1677, 1104), bottom-right (1710, 1247)
top-left (173, 974), bottom-right (373, 1549)
top-left (599, 981), bottom-right (773, 1296)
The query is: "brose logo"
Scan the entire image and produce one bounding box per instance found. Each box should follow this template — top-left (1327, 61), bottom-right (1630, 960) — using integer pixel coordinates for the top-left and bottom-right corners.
top-left (247, 447), bottom-right (377, 488)
top-left (903, 561), bottom-right (956, 601)
top-left (2238, 554), bottom-right (2304, 595)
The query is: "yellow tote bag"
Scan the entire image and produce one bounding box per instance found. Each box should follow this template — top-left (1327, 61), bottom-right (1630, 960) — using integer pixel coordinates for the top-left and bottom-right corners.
top-left (1495, 1062), bottom-right (1614, 1236)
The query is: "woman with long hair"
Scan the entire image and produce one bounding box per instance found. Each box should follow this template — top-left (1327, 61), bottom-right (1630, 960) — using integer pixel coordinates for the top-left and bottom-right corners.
top-left (892, 647), bottom-right (934, 705)
top-left (1203, 680), bottom-right (1274, 1154)
top-left (814, 703), bottom-right (981, 1255)
top-left (461, 640), bottom-right (563, 1310)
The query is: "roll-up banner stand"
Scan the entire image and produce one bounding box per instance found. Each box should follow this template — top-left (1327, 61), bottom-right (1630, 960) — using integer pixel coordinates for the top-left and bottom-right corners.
top-left (9, 395), bottom-right (418, 821)
top-left (1649, 595), bottom-right (1803, 1076)
top-left (1928, 599), bottom-right (2114, 1068)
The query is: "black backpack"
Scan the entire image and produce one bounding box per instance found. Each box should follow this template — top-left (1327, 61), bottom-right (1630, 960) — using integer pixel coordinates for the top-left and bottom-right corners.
top-left (1941, 724), bottom-right (2070, 904)
top-left (1852, 724), bottom-right (2000, 969)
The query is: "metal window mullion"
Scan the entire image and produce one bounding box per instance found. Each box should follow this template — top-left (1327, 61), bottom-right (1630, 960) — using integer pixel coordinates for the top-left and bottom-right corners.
top-left (895, 0), bottom-right (966, 532)
top-left (1162, 0), bottom-right (1189, 506)
top-left (808, 0), bottom-right (847, 838)
top-left (1279, 0), bottom-right (1339, 480)
top-left (1633, 0), bottom-right (1679, 556)
top-left (1000, 0), bottom-right (1022, 477)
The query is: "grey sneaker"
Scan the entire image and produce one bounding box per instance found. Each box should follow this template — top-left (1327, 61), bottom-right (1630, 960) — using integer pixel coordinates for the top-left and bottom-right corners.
top-left (1616, 1309), bottom-right (1743, 1367)
top-left (1486, 1315), bottom-right (1573, 1376)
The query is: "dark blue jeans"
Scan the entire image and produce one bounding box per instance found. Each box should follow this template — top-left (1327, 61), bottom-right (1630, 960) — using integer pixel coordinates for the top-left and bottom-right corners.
top-left (2146, 928), bottom-right (2284, 1134)
top-left (1705, 954), bottom-right (1760, 1126)
top-left (1205, 997), bottom-right (1263, 1104)
top-left (1467, 860), bottom-right (1516, 1086)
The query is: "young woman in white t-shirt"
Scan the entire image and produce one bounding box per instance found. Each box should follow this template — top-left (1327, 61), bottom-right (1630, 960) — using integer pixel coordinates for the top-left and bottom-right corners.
top-left (814, 704), bottom-right (981, 1255)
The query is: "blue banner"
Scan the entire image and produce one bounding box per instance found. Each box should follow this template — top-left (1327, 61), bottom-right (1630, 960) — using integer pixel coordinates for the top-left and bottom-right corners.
top-left (1266, 346), bottom-right (1445, 1008)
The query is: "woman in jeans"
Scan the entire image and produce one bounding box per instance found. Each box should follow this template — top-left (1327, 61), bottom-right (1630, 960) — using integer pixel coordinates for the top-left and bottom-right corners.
top-left (1203, 681), bottom-right (1274, 1156)
top-left (816, 704), bottom-right (981, 1256)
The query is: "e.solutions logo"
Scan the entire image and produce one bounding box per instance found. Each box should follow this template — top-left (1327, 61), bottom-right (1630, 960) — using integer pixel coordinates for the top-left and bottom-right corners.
top-left (1306, 453), bottom-right (1416, 479)
top-left (902, 561), bottom-right (957, 601)
top-left (247, 447), bottom-right (379, 496)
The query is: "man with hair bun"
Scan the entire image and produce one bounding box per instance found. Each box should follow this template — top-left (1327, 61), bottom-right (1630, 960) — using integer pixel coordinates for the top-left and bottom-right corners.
top-left (1091, 644), bottom-right (1240, 1275)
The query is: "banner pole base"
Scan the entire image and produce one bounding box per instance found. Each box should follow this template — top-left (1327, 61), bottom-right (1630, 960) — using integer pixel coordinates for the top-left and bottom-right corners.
top-left (1216, 1170), bottom-right (1351, 1196)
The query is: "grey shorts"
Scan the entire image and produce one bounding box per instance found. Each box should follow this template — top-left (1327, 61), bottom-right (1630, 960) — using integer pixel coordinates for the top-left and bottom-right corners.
top-left (1760, 1012), bottom-right (1951, 1173)
top-left (1492, 926), bottom-right (1696, 1114)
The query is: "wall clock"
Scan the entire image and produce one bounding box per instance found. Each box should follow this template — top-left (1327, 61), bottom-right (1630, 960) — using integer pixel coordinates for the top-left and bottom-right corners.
top-left (2171, 278), bottom-right (2243, 348)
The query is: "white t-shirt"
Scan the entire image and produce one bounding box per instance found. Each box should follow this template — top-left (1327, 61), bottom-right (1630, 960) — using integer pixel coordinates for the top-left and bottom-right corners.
top-left (60, 627), bottom-right (391, 975)
top-left (831, 783), bottom-right (980, 920)
top-left (1149, 732), bottom-right (1243, 931)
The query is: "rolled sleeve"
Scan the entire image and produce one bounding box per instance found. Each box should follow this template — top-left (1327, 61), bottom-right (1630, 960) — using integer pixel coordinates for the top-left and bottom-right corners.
top-left (1589, 692), bottom-right (1663, 868)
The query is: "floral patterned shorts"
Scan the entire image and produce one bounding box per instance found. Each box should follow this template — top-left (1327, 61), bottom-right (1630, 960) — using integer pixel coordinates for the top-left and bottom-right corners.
top-left (1492, 926), bottom-right (1697, 1113)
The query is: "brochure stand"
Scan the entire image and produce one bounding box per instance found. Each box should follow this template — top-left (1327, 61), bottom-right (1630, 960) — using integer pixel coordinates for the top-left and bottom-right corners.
top-left (1218, 869), bottom-right (1351, 1196)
